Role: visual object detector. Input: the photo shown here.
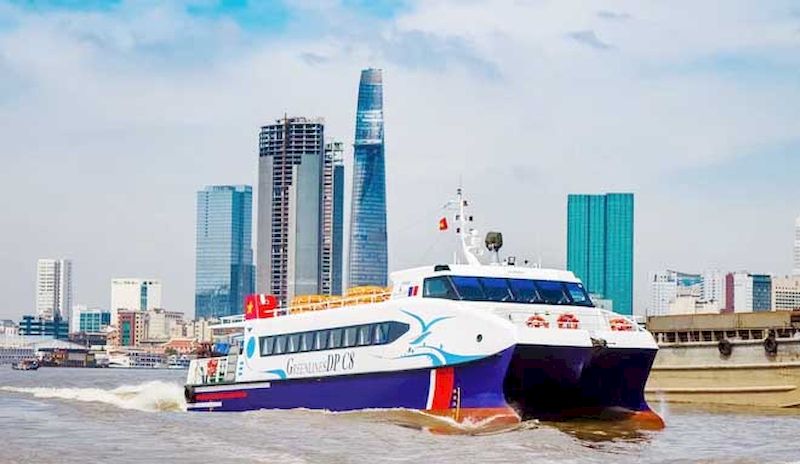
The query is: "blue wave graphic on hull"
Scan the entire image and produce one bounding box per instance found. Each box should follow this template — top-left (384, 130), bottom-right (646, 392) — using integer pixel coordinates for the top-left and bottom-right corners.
top-left (264, 369), bottom-right (287, 379)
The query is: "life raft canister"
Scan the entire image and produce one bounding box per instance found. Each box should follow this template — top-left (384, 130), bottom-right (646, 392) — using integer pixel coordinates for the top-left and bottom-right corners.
top-left (609, 317), bottom-right (634, 331)
top-left (557, 313), bottom-right (580, 329)
top-left (526, 314), bottom-right (549, 328)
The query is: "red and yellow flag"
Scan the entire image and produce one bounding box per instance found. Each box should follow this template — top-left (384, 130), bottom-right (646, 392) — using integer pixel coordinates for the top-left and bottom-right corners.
top-left (438, 217), bottom-right (448, 231)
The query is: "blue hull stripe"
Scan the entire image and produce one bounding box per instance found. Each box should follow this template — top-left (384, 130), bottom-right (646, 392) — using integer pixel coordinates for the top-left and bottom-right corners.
top-left (189, 348), bottom-right (514, 412)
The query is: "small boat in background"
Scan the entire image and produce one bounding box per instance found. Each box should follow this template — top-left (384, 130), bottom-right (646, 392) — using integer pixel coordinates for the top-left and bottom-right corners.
top-left (11, 359), bottom-right (39, 371)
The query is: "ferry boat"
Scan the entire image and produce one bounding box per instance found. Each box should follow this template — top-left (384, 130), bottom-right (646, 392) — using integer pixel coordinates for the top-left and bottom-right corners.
top-left (185, 191), bottom-right (663, 428)
top-left (11, 359), bottom-right (39, 371)
top-left (646, 311), bottom-right (800, 408)
top-left (108, 351), bottom-right (166, 369)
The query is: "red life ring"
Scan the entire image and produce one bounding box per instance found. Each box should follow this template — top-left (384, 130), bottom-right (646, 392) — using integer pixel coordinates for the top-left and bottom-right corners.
top-left (609, 317), bottom-right (633, 331)
top-left (557, 313), bottom-right (580, 329)
top-left (526, 315), bottom-right (549, 328)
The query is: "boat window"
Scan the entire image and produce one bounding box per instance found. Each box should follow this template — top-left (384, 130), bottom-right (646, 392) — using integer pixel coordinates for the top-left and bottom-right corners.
top-left (450, 276), bottom-right (487, 301)
top-left (314, 330), bottom-right (329, 350)
top-left (261, 336), bottom-right (275, 356)
top-left (564, 282), bottom-right (592, 306)
top-left (287, 334), bottom-right (301, 353)
top-left (479, 277), bottom-right (514, 302)
top-left (300, 332), bottom-right (314, 352)
top-left (535, 280), bottom-right (571, 305)
top-left (374, 324), bottom-right (387, 344)
top-left (508, 279), bottom-right (540, 303)
top-left (273, 335), bottom-right (287, 355)
top-left (358, 325), bottom-right (372, 346)
top-left (257, 322), bottom-right (410, 357)
top-left (423, 276), bottom-right (458, 300)
top-left (329, 329), bottom-right (343, 349)
top-left (343, 327), bottom-right (358, 347)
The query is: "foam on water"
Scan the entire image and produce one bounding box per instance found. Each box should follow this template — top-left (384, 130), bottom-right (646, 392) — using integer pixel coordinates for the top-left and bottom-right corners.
top-left (0, 380), bottom-right (186, 412)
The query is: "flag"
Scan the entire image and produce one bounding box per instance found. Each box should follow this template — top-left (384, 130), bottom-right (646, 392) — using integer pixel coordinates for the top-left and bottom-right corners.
top-left (244, 294), bottom-right (257, 320)
top-left (438, 217), bottom-right (448, 231)
top-left (256, 294), bottom-right (278, 318)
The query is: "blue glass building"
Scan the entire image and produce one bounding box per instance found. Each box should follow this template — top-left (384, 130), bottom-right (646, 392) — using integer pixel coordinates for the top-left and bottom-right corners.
top-left (195, 185), bottom-right (254, 319)
top-left (567, 193), bottom-right (634, 315)
top-left (751, 274), bottom-right (772, 312)
top-left (348, 68), bottom-right (388, 288)
top-left (79, 310), bottom-right (111, 333)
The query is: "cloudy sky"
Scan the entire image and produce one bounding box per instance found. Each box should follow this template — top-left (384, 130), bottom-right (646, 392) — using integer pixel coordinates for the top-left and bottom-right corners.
top-left (1, 0), bottom-right (799, 319)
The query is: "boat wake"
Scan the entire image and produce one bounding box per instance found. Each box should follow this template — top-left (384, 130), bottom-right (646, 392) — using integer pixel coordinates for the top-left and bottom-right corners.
top-left (324, 408), bottom-right (539, 435)
top-left (0, 381), bottom-right (186, 412)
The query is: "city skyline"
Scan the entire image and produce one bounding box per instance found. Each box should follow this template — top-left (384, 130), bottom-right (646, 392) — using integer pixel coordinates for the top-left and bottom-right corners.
top-left (2, 2), bottom-right (800, 318)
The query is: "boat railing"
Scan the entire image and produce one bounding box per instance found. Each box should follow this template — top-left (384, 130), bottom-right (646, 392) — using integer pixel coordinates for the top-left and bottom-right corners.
top-left (187, 354), bottom-right (238, 385)
top-left (288, 291), bottom-right (392, 314)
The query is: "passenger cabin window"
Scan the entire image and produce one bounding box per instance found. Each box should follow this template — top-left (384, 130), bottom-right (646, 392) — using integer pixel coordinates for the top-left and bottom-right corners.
top-left (421, 276), bottom-right (593, 307)
top-left (259, 321), bottom-right (410, 357)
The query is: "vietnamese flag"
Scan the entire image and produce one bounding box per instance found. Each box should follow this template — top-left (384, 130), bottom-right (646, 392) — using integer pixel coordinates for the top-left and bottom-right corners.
top-left (257, 294), bottom-right (278, 318)
top-left (244, 294), bottom-right (257, 320)
top-left (438, 217), bottom-right (448, 231)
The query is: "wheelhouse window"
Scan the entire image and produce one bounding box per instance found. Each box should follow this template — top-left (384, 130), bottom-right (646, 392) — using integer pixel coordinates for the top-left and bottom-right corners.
top-left (536, 280), bottom-right (571, 305)
top-left (565, 282), bottom-right (591, 305)
top-left (423, 276), bottom-right (459, 300)
top-left (450, 276), bottom-right (486, 301)
top-left (422, 275), bottom-right (593, 307)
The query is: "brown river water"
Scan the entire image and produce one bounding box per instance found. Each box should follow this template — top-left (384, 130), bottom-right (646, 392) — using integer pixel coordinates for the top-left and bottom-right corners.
top-left (1, 368), bottom-right (798, 463)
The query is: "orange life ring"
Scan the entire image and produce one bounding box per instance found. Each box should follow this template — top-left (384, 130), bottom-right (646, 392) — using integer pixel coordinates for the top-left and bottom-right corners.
top-left (526, 315), bottom-right (549, 328)
top-left (557, 313), bottom-right (580, 329)
top-left (609, 317), bottom-right (633, 331)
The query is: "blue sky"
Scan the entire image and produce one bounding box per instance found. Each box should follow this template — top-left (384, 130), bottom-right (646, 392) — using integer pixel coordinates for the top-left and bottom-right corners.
top-left (0, 0), bottom-right (799, 318)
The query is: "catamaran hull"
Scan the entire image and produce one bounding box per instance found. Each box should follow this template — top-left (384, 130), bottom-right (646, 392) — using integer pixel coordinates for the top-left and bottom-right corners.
top-left (186, 347), bottom-right (518, 426)
top-left (504, 344), bottom-right (662, 426)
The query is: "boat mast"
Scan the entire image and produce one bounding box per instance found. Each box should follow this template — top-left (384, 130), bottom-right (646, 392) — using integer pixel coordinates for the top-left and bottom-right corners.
top-left (456, 188), bottom-right (482, 266)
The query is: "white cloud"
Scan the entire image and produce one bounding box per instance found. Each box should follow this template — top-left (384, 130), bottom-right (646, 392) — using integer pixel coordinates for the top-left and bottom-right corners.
top-left (0, 0), bottom-right (798, 318)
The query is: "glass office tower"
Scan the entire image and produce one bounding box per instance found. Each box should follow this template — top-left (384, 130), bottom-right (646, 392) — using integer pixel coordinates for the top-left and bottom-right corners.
top-left (195, 185), bottom-right (254, 319)
top-left (567, 193), bottom-right (634, 315)
top-left (348, 68), bottom-right (388, 288)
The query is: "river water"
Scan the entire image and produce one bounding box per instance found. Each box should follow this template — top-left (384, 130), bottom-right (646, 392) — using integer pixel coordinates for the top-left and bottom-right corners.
top-left (1, 368), bottom-right (798, 464)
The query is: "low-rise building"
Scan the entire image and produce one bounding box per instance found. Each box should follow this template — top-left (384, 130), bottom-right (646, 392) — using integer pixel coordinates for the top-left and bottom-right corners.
top-left (144, 308), bottom-right (184, 342)
top-left (0, 320), bottom-right (17, 336)
top-left (117, 310), bottom-right (146, 346)
top-left (18, 315), bottom-right (69, 340)
top-left (772, 275), bottom-right (800, 311)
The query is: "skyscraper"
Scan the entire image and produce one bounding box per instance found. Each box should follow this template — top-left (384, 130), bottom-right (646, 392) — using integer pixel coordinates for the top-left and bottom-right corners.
top-left (195, 185), bottom-right (254, 319)
top-left (567, 193), bottom-right (634, 315)
top-left (36, 258), bottom-right (72, 321)
top-left (348, 68), bottom-right (388, 288)
top-left (257, 117), bottom-right (325, 305)
top-left (321, 141), bottom-right (345, 296)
